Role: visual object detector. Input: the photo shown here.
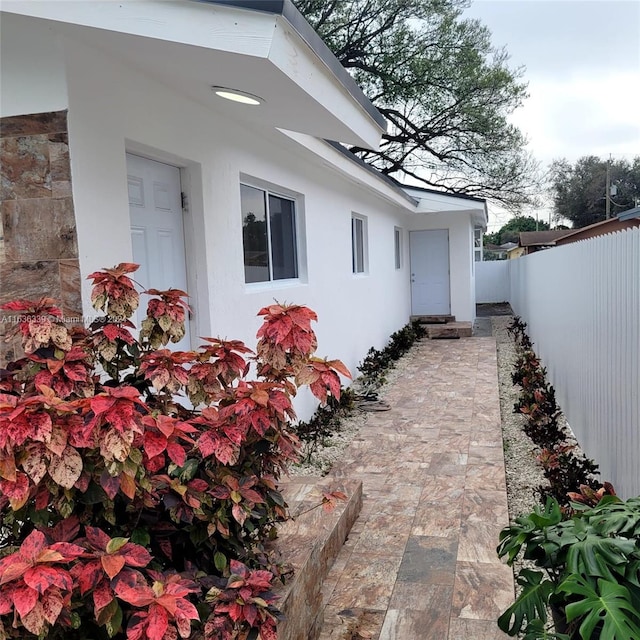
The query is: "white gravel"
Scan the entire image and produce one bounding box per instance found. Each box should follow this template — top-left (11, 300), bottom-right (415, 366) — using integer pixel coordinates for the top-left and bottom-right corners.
top-left (289, 355), bottom-right (415, 477)
top-left (492, 316), bottom-right (549, 520)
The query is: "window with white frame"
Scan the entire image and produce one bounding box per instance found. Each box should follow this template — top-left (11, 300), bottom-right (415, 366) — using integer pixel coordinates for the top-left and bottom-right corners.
top-left (474, 227), bottom-right (483, 262)
top-left (351, 214), bottom-right (368, 274)
top-left (241, 183), bottom-right (298, 283)
top-left (394, 227), bottom-right (402, 269)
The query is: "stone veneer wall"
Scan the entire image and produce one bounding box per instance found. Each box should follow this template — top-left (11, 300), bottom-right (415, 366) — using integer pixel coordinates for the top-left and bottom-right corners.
top-left (0, 110), bottom-right (82, 365)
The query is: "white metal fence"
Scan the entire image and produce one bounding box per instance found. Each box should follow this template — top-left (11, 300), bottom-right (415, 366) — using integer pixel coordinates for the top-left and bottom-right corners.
top-left (504, 228), bottom-right (640, 498)
top-left (476, 261), bottom-right (510, 303)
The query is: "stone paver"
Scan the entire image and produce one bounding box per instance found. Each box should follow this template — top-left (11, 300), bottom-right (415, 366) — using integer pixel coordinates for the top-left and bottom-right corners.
top-left (318, 336), bottom-right (513, 639)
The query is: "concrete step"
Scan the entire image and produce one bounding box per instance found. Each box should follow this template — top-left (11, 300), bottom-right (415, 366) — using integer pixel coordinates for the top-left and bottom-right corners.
top-left (411, 314), bottom-right (455, 324)
top-left (426, 321), bottom-right (473, 339)
top-left (271, 477), bottom-right (363, 640)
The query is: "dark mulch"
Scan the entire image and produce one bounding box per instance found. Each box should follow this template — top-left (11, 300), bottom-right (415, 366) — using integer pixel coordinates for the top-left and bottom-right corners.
top-left (476, 302), bottom-right (514, 317)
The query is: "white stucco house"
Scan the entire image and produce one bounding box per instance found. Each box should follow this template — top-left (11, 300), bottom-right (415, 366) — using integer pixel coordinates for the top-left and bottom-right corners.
top-left (0, 0), bottom-right (487, 416)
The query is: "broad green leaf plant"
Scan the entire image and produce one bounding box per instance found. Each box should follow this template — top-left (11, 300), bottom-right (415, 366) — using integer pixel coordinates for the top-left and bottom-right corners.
top-left (497, 495), bottom-right (640, 640)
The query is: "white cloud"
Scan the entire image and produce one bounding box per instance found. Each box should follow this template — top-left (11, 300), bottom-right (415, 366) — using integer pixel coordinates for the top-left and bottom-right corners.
top-left (465, 0), bottom-right (640, 232)
top-left (513, 71), bottom-right (640, 165)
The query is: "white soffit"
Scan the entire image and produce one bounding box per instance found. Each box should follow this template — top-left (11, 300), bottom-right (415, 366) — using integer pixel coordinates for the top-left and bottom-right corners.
top-left (0, 1), bottom-right (384, 149)
top-left (404, 187), bottom-right (488, 227)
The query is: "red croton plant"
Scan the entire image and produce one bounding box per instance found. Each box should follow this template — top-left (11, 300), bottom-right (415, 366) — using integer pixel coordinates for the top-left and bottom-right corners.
top-left (0, 263), bottom-right (349, 640)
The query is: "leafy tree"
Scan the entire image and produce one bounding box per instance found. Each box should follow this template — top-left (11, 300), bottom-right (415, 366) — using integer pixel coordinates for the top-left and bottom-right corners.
top-left (550, 155), bottom-right (640, 228)
top-left (485, 216), bottom-right (549, 246)
top-left (295, 0), bottom-right (541, 211)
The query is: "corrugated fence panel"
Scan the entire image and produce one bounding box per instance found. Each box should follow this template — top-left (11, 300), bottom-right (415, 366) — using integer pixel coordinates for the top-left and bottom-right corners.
top-left (509, 228), bottom-right (640, 498)
top-left (475, 261), bottom-right (510, 303)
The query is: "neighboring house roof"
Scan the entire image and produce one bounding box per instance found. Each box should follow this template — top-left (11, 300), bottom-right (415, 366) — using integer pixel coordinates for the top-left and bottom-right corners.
top-left (519, 230), bottom-right (572, 247)
top-left (554, 213), bottom-right (640, 246)
top-left (618, 206), bottom-right (640, 222)
top-left (500, 242), bottom-right (518, 250)
top-left (484, 243), bottom-right (505, 252)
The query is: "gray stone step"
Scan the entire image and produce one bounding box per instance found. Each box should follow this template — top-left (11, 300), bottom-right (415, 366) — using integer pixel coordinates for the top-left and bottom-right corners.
top-left (411, 314), bottom-right (455, 324)
top-left (427, 321), bottom-right (473, 339)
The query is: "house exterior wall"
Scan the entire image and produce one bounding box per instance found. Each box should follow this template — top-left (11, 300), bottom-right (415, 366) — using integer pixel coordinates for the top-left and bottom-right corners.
top-left (0, 14), bottom-right (69, 117)
top-left (405, 212), bottom-right (476, 321)
top-left (1, 19), bottom-right (412, 417)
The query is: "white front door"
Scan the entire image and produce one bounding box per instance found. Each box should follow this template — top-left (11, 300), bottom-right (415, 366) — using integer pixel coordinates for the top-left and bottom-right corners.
top-left (127, 153), bottom-right (191, 349)
top-left (410, 229), bottom-right (451, 315)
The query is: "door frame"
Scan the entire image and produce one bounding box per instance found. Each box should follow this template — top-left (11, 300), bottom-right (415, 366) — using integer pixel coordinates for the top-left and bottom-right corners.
top-left (409, 228), bottom-right (451, 316)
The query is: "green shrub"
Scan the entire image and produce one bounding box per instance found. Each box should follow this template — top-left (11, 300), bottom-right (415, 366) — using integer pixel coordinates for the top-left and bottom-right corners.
top-left (498, 494), bottom-right (640, 639)
top-left (357, 321), bottom-right (424, 388)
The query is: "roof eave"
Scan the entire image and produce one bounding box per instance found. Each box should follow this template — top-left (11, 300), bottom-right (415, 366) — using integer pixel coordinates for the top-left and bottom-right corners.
top-left (2, 0), bottom-right (386, 148)
top-left (197, 0), bottom-right (386, 134)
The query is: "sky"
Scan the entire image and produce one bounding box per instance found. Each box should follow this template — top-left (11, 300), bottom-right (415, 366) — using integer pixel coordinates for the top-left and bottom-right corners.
top-left (462, 0), bottom-right (640, 231)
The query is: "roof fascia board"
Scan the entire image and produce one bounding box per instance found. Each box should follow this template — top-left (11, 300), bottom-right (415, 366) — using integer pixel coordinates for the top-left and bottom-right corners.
top-left (323, 140), bottom-right (418, 205)
top-left (322, 141), bottom-right (489, 225)
top-left (267, 20), bottom-right (383, 149)
top-left (287, 134), bottom-right (489, 227)
top-left (400, 183), bottom-right (487, 204)
top-left (0, 1), bottom-right (277, 56)
top-left (403, 187), bottom-right (486, 210)
top-left (279, 131), bottom-right (418, 209)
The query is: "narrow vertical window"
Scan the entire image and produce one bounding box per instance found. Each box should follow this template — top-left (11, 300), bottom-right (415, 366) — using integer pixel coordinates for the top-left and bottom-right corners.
top-left (352, 214), bottom-right (367, 274)
top-left (269, 194), bottom-right (298, 280)
top-left (241, 185), bottom-right (269, 283)
top-left (474, 227), bottom-right (483, 262)
top-left (394, 227), bottom-right (402, 269)
top-left (241, 184), bottom-right (298, 283)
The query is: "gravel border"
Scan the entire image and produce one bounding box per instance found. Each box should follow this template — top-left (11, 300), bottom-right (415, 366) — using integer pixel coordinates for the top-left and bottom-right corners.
top-left (492, 316), bottom-right (548, 521)
top-left (289, 351), bottom-right (417, 477)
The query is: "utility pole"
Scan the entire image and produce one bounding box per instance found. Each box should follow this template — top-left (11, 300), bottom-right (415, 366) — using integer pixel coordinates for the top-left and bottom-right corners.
top-left (605, 155), bottom-right (611, 219)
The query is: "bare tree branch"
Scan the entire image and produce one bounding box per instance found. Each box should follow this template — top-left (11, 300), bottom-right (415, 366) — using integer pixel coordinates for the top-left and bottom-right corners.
top-left (295, 0), bottom-right (542, 210)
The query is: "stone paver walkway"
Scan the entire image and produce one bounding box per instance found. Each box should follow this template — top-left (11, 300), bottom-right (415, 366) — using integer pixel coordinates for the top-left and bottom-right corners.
top-left (318, 336), bottom-right (514, 639)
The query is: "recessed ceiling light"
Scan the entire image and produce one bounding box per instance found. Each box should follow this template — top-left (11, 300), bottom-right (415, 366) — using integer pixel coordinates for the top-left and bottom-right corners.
top-left (211, 86), bottom-right (263, 106)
